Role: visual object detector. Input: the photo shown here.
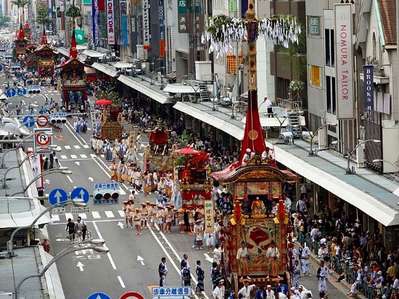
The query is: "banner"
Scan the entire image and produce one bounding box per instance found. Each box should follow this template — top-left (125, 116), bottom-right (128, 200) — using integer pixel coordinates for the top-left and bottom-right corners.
top-left (143, 0), bottom-right (150, 48)
top-left (106, 0), bottom-right (115, 45)
top-left (363, 64), bottom-right (374, 113)
top-left (91, 0), bottom-right (98, 45)
top-left (120, 0), bottom-right (128, 46)
top-left (159, 0), bottom-right (165, 57)
top-left (74, 28), bottom-right (86, 44)
top-left (335, 3), bottom-right (354, 119)
top-left (178, 0), bottom-right (187, 33)
top-left (204, 200), bottom-right (214, 233)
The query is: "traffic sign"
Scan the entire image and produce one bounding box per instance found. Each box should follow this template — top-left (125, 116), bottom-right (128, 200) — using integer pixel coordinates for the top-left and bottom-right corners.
top-left (5, 88), bottom-right (16, 97)
top-left (0, 64), bottom-right (3, 72)
top-left (22, 115), bottom-right (35, 128)
top-left (36, 132), bottom-right (50, 146)
top-left (87, 292), bottom-right (111, 299)
top-left (152, 287), bottom-right (191, 298)
top-left (71, 187), bottom-right (89, 204)
top-left (36, 115), bottom-right (49, 127)
top-left (33, 127), bottom-right (52, 153)
top-left (17, 87), bottom-right (26, 96)
top-left (48, 188), bottom-right (68, 206)
top-left (120, 291), bottom-right (144, 299)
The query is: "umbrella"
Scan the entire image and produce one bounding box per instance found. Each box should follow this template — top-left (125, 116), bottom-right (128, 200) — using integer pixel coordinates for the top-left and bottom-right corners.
top-left (174, 146), bottom-right (199, 155)
top-left (95, 99), bottom-right (112, 106)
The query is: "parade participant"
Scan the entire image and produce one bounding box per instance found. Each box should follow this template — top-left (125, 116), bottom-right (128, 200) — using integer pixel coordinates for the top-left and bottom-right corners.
top-left (156, 205), bottom-right (165, 232)
top-left (177, 208), bottom-right (185, 233)
top-left (122, 201), bottom-right (130, 227)
top-left (165, 206), bottom-right (174, 233)
top-left (133, 208), bottom-right (142, 235)
top-left (128, 190), bottom-right (135, 204)
top-left (188, 210), bottom-right (195, 233)
top-left (266, 241), bottom-right (280, 276)
top-left (144, 172), bottom-right (153, 195)
top-left (236, 241), bottom-right (249, 275)
top-left (66, 218), bottom-right (76, 242)
top-left (212, 279), bottom-right (225, 299)
top-left (238, 277), bottom-right (256, 299)
top-left (193, 219), bottom-right (204, 250)
top-left (213, 244), bottom-right (223, 266)
top-left (110, 161), bottom-right (118, 181)
top-left (181, 255), bottom-right (191, 287)
top-left (317, 260), bottom-right (329, 298)
top-left (301, 243), bottom-right (311, 276)
top-left (141, 203), bottom-right (148, 228)
top-left (195, 260), bottom-right (205, 294)
top-left (292, 259), bottom-right (301, 289)
top-left (158, 257), bottom-right (168, 287)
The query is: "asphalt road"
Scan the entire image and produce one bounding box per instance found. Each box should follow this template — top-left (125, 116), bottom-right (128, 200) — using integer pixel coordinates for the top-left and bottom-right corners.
top-left (5, 82), bottom-right (347, 299)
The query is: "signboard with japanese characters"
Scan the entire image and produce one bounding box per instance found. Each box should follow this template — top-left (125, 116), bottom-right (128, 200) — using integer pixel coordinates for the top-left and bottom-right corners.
top-left (178, 0), bottom-right (188, 33)
top-left (106, 0), bottom-right (115, 44)
top-left (152, 287), bottom-right (191, 298)
top-left (143, 0), bottom-right (150, 48)
top-left (204, 200), bottom-right (214, 233)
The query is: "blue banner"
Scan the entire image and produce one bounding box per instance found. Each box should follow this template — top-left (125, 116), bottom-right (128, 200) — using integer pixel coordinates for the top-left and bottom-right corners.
top-left (120, 0), bottom-right (128, 46)
top-left (91, 0), bottom-right (98, 45)
top-left (363, 64), bottom-right (374, 113)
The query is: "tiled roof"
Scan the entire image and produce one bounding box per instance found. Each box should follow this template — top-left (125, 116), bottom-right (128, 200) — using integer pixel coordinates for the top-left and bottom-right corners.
top-left (379, 0), bottom-right (397, 45)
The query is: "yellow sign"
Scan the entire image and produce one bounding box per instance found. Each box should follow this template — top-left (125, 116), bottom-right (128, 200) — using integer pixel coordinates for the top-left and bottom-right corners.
top-left (204, 200), bottom-right (214, 233)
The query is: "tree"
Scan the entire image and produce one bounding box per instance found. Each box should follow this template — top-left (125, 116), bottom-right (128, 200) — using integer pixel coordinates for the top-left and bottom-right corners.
top-left (36, 2), bottom-right (50, 30)
top-left (11, 0), bottom-right (30, 23)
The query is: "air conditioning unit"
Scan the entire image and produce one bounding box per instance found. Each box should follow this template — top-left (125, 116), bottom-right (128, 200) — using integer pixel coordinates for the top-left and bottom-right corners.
top-left (136, 45), bottom-right (146, 60)
top-left (356, 142), bottom-right (366, 167)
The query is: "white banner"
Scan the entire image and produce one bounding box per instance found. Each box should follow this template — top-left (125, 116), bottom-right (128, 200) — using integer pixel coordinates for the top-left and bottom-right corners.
top-left (335, 4), bottom-right (354, 119)
top-left (106, 0), bottom-right (115, 45)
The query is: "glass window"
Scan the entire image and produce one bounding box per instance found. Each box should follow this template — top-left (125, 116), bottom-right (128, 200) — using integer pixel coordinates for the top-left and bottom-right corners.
top-left (310, 65), bottom-right (321, 87)
top-left (330, 29), bottom-right (335, 66)
top-left (332, 76), bottom-right (336, 114)
top-left (325, 29), bottom-right (335, 66)
top-left (308, 16), bottom-right (320, 35)
top-left (326, 75), bottom-right (331, 113)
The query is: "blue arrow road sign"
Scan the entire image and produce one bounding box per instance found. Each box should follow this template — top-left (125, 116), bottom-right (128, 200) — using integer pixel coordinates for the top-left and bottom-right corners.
top-left (48, 188), bottom-right (68, 206)
top-left (17, 88), bottom-right (26, 96)
top-left (71, 187), bottom-right (89, 204)
top-left (22, 115), bottom-right (35, 128)
top-left (6, 88), bottom-right (16, 97)
top-left (87, 292), bottom-right (111, 299)
top-left (0, 64), bottom-right (3, 72)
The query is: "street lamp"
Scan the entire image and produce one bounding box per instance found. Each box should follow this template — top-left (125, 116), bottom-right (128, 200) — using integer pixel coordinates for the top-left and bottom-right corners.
top-left (2, 147), bottom-right (62, 189)
top-left (345, 139), bottom-right (381, 174)
top-left (7, 200), bottom-right (85, 258)
top-left (304, 124), bottom-right (328, 156)
top-left (8, 168), bottom-right (72, 197)
top-left (14, 245), bottom-right (109, 298)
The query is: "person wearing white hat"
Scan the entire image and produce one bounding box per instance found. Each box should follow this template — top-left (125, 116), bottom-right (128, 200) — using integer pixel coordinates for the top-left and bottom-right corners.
top-left (237, 277), bottom-right (256, 299)
top-left (212, 279), bottom-right (225, 299)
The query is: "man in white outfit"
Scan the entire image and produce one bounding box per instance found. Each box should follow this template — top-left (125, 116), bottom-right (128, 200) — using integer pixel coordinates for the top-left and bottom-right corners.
top-left (300, 244), bottom-right (311, 276)
top-left (317, 260), bottom-right (329, 297)
top-left (237, 277), bottom-right (256, 299)
top-left (212, 279), bottom-right (225, 299)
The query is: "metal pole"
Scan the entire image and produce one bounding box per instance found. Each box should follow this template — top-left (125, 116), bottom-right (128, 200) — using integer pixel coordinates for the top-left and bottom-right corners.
top-left (2, 155), bottom-right (30, 189)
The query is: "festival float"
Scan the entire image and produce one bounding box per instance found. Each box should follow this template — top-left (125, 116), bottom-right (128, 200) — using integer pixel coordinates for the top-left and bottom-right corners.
top-left (205, 0), bottom-right (300, 295)
top-left (57, 32), bottom-right (88, 112)
top-left (14, 24), bottom-right (27, 60)
top-left (26, 30), bottom-right (55, 77)
top-left (95, 98), bottom-right (123, 140)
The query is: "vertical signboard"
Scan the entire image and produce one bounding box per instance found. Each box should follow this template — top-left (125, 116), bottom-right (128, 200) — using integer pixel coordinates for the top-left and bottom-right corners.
top-left (159, 0), bottom-right (165, 58)
top-left (363, 64), bottom-right (374, 113)
top-left (178, 0), bottom-right (188, 33)
top-left (106, 0), bottom-right (115, 44)
top-left (143, 0), bottom-right (150, 49)
top-left (335, 3), bottom-right (354, 119)
top-left (91, 0), bottom-right (98, 45)
top-left (120, 0), bottom-right (128, 46)
top-left (204, 200), bottom-right (214, 233)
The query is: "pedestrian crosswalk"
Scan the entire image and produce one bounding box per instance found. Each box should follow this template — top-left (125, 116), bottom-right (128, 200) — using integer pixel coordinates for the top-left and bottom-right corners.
top-left (58, 154), bottom-right (90, 160)
top-left (51, 210), bottom-right (126, 223)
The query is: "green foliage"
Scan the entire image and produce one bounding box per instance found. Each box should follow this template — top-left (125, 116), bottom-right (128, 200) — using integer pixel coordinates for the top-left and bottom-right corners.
top-left (11, 0), bottom-right (29, 8)
top-left (65, 5), bottom-right (81, 18)
top-left (36, 2), bottom-right (50, 25)
top-left (95, 89), bottom-right (121, 105)
top-left (178, 130), bottom-right (192, 147)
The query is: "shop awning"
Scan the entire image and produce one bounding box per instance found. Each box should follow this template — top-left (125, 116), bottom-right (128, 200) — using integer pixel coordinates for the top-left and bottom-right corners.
top-left (173, 102), bottom-right (244, 140)
top-left (118, 74), bottom-right (172, 104)
top-left (268, 140), bottom-right (399, 226)
top-left (163, 83), bottom-right (200, 94)
top-left (56, 47), bottom-right (69, 57)
top-left (92, 62), bottom-right (118, 78)
top-left (82, 49), bottom-right (105, 58)
top-left (113, 62), bottom-right (133, 69)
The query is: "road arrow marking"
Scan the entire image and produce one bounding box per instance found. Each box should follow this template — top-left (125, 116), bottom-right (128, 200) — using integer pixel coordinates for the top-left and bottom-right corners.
top-left (76, 261), bottom-right (84, 271)
top-left (137, 255), bottom-right (145, 266)
top-left (75, 161), bottom-right (80, 166)
top-left (117, 221), bottom-right (124, 229)
top-left (204, 253), bottom-right (213, 263)
top-left (88, 177), bottom-right (94, 182)
top-left (45, 179), bottom-right (50, 184)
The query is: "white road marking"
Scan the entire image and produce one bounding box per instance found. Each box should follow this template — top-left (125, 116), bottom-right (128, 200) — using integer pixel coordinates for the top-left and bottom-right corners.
top-left (117, 222), bottom-right (124, 229)
top-left (83, 144), bottom-right (90, 148)
top-left (74, 145), bottom-right (81, 149)
top-left (204, 253), bottom-right (213, 263)
top-left (71, 154), bottom-right (77, 159)
top-left (65, 121), bottom-right (86, 146)
top-left (64, 145), bottom-right (71, 150)
top-left (137, 255), bottom-right (145, 266)
top-left (92, 211), bottom-right (101, 219)
top-left (104, 211), bottom-right (114, 218)
top-left (66, 175), bottom-right (73, 183)
top-left (80, 154), bottom-right (87, 159)
top-left (76, 261), bottom-right (84, 271)
top-left (75, 161), bottom-right (80, 166)
top-left (92, 221), bottom-right (117, 270)
top-left (118, 210), bottom-right (125, 217)
top-left (51, 214), bottom-right (60, 222)
top-left (60, 155), bottom-right (67, 160)
top-left (117, 275), bottom-right (126, 288)
top-left (78, 213), bottom-right (87, 219)
top-left (65, 213), bottom-right (73, 220)
top-left (88, 177), bottom-right (94, 182)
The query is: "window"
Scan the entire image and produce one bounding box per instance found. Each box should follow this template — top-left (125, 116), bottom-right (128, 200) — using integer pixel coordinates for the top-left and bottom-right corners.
top-left (310, 65), bottom-right (321, 87)
top-left (326, 76), bottom-right (337, 114)
top-left (308, 16), bottom-right (320, 35)
top-left (325, 29), bottom-right (335, 66)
